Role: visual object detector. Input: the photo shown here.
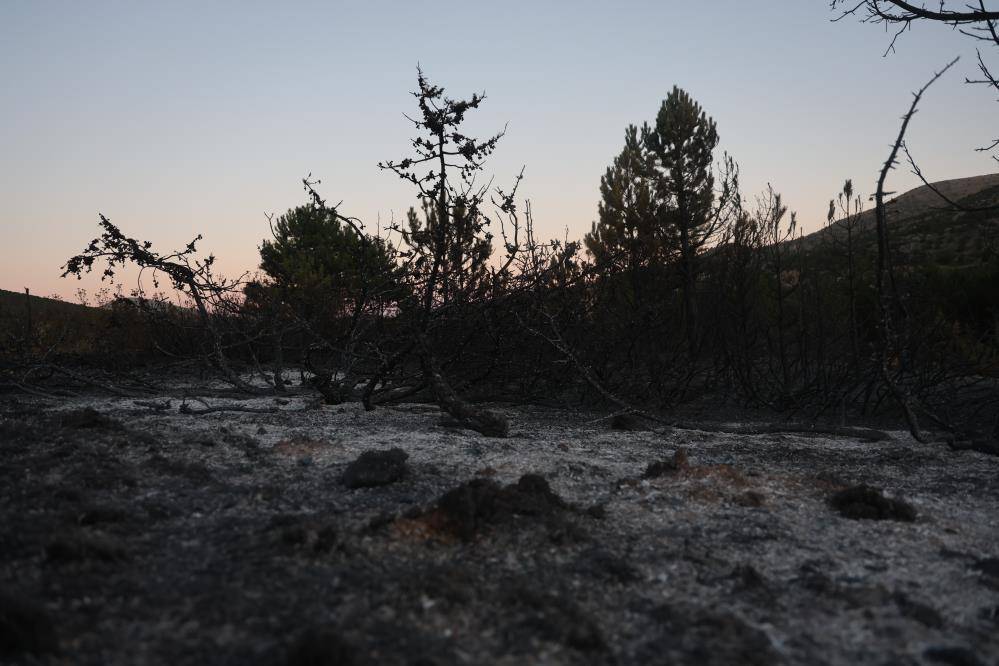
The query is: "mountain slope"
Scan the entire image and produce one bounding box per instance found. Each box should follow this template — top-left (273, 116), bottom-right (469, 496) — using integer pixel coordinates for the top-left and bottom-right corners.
top-left (802, 173), bottom-right (999, 266)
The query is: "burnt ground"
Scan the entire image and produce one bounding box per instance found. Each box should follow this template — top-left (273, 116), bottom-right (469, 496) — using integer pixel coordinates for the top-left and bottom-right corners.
top-left (0, 388), bottom-right (997, 665)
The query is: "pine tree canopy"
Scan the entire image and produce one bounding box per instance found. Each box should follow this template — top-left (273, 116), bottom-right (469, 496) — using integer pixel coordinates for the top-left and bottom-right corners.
top-left (256, 204), bottom-right (398, 317)
top-left (586, 86), bottom-right (733, 272)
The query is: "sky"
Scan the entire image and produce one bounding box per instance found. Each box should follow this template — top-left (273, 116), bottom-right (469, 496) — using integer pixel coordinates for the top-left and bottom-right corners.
top-left (2, 1), bottom-right (995, 299)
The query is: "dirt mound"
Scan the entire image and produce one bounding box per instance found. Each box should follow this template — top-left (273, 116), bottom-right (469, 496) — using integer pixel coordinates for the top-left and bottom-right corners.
top-left (416, 474), bottom-right (571, 541)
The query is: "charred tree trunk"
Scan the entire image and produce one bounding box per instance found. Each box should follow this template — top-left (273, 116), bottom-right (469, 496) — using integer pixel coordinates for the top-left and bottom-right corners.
top-left (419, 335), bottom-right (509, 437)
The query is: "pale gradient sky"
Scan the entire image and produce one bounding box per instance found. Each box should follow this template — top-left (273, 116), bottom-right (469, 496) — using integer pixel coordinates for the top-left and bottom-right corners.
top-left (2, 1), bottom-right (995, 299)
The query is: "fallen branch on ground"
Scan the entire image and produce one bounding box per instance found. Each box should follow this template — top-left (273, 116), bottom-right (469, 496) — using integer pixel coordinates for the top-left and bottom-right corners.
top-left (134, 399), bottom-right (172, 411)
top-left (178, 403), bottom-right (280, 415)
top-left (664, 421), bottom-right (892, 442)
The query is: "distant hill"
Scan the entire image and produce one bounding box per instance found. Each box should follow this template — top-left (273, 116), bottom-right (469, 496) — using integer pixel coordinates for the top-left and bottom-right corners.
top-left (0, 288), bottom-right (94, 320)
top-left (801, 173), bottom-right (999, 267)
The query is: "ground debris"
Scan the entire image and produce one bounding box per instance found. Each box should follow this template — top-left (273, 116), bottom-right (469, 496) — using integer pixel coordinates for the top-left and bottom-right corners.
top-left (1, 392), bottom-right (997, 665)
top-left (828, 484), bottom-right (917, 521)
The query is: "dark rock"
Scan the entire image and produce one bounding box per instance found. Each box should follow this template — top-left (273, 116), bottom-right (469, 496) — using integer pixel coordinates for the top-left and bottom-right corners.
top-left (286, 626), bottom-right (355, 666)
top-left (923, 646), bottom-right (984, 666)
top-left (0, 593), bottom-right (56, 656)
top-left (506, 474), bottom-right (567, 514)
top-left (828, 485), bottom-right (917, 521)
top-left (341, 448), bottom-right (409, 489)
top-left (59, 408), bottom-right (118, 429)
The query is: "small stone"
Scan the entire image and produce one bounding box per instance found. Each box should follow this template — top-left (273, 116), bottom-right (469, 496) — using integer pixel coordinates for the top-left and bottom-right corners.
top-left (341, 448), bottom-right (409, 489)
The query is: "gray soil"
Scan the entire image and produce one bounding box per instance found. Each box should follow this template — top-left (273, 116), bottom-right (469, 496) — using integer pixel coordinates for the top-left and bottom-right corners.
top-left (1, 387), bottom-right (997, 665)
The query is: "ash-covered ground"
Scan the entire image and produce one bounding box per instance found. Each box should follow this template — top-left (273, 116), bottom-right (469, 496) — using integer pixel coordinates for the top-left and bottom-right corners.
top-left (1, 387), bottom-right (997, 665)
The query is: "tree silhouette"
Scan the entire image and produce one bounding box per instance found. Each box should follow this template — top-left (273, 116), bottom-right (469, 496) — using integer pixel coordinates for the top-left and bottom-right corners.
top-left (377, 68), bottom-right (520, 436)
top-left (585, 124), bottom-right (659, 273)
top-left (587, 86), bottom-right (739, 354)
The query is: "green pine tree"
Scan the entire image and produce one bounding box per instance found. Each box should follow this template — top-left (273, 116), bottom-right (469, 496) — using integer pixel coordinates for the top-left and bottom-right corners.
top-left (584, 124), bottom-right (658, 273)
top-left (586, 86), bottom-right (738, 352)
top-left (256, 204), bottom-right (399, 323)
